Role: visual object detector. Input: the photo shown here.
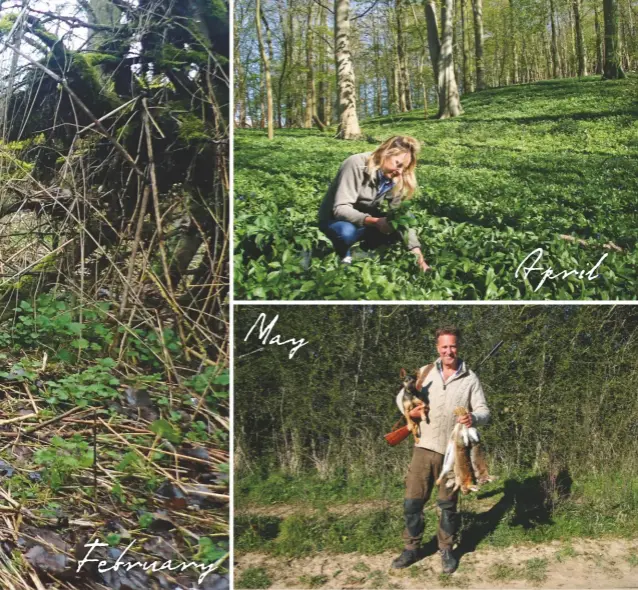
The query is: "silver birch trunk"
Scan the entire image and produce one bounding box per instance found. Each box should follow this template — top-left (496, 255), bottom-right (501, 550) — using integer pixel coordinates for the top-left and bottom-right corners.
top-left (335, 0), bottom-right (362, 139)
top-left (510, 0), bottom-right (519, 84)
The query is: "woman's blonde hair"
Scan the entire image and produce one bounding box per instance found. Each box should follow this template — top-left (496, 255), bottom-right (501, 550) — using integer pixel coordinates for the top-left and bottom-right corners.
top-left (366, 135), bottom-right (421, 199)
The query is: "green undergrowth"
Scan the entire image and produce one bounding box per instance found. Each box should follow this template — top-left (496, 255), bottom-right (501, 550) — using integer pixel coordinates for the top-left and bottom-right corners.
top-left (235, 76), bottom-right (638, 300)
top-left (235, 469), bottom-right (638, 557)
top-left (0, 291), bottom-right (229, 582)
top-left (0, 290), bottom-right (229, 493)
top-left (236, 469), bottom-right (405, 508)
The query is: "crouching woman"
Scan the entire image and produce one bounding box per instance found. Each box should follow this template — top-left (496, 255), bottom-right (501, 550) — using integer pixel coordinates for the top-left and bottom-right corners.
top-left (317, 135), bottom-right (429, 271)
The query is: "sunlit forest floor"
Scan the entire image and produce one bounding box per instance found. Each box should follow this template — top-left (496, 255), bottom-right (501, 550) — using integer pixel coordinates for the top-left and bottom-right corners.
top-left (234, 470), bottom-right (638, 589)
top-left (235, 75), bottom-right (638, 300)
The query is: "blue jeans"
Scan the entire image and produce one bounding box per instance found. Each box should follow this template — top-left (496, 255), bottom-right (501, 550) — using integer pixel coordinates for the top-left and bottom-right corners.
top-left (319, 219), bottom-right (399, 258)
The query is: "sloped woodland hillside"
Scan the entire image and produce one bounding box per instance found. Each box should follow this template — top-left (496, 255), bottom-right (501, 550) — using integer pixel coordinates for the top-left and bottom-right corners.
top-left (0, 1), bottom-right (229, 588)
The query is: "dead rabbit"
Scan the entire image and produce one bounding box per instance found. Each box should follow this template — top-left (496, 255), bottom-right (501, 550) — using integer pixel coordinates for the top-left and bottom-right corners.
top-left (436, 407), bottom-right (494, 494)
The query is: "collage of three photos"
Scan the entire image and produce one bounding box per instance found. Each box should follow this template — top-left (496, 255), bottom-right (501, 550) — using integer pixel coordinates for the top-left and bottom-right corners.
top-left (0, 0), bottom-right (636, 589)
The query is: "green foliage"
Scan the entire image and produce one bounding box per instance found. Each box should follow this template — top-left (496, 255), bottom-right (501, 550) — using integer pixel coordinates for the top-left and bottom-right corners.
top-left (236, 471), bottom-right (403, 508)
top-left (236, 567), bottom-right (272, 589)
top-left (149, 419), bottom-right (182, 443)
top-left (123, 326), bottom-right (183, 368)
top-left (1, 294), bottom-right (113, 357)
top-left (195, 537), bottom-right (227, 564)
top-left (45, 359), bottom-right (120, 406)
top-left (138, 513), bottom-right (154, 529)
top-left (235, 77), bottom-right (638, 300)
top-left (235, 508), bottom-right (420, 556)
top-left (34, 435), bottom-right (94, 490)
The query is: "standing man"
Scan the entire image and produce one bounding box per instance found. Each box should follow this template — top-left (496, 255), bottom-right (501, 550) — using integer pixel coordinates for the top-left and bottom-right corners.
top-left (392, 327), bottom-right (490, 573)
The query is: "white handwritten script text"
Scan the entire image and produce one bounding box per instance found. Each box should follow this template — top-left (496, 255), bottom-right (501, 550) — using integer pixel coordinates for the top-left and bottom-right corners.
top-left (244, 313), bottom-right (308, 359)
top-left (77, 540), bottom-right (221, 584)
top-left (515, 248), bottom-right (607, 292)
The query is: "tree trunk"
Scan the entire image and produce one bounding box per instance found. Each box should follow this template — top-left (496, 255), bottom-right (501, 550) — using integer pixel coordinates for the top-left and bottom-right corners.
top-left (460, 0), bottom-right (472, 93)
top-left (304, 4), bottom-right (315, 128)
top-left (276, 0), bottom-right (292, 127)
top-left (234, 27), bottom-right (247, 127)
top-left (471, 0), bottom-right (486, 90)
top-left (510, 0), bottom-right (519, 84)
top-left (603, 0), bottom-right (626, 78)
top-left (373, 15), bottom-right (383, 115)
top-left (626, 0), bottom-right (636, 71)
top-left (425, 1), bottom-right (441, 88)
top-left (259, 61), bottom-right (266, 128)
top-left (572, 0), bottom-right (587, 76)
top-left (549, 0), bottom-right (560, 78)
top-left (437, 0), bottom-right (463, 118)
top-left (1, 0), bottom-right (25, 139)
top-left (335, 0), bottom-right (362, 139)
top-left (594, 7), bottom-right (604, 75)
top-left (317, 4), bottom-right (331, 125)
top-left (255, 0), bottom-right (274, 138)
top-left (396, 0), bottom-right (409, 111)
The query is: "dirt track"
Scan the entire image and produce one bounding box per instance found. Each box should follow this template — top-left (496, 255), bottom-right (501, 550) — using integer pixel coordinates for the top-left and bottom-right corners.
top-left (235, 537), bottom-right (638, 589)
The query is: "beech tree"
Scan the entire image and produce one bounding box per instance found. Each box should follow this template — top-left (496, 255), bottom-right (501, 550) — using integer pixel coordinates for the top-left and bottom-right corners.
top-left (235, 0), bottom-right (637, 127)
top-left (335, 0), bottom-right (362, 139)
top-left (603, 0), bottom-right (626, 79)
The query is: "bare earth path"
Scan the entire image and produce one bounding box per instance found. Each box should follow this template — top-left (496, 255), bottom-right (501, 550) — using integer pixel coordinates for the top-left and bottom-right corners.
top-left (235, 537), bottom-right (638, 589)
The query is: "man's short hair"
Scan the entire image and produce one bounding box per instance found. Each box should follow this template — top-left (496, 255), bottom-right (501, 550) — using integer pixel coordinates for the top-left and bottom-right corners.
top-left (435, 326), bottom-right (461, 342)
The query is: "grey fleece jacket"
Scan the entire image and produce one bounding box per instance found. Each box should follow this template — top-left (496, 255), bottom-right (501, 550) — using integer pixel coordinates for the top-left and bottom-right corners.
top-left (318, 152), bottom-right (421, 251)
top-left (395, 360), bottom-right (490, 456)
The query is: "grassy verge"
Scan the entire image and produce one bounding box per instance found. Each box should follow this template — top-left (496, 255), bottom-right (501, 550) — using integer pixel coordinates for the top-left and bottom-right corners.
top-left (236, 469), bottom-right (638, 557)
top-left (235, 76), bottom-right (638, 300)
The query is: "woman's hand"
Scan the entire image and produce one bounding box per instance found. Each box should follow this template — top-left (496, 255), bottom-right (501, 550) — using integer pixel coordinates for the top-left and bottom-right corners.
top-left (411, 248), bottom-right (431, 272)
top-left (375, 217), bottom-right (393, 234)
top-left (364, 216), bottom-right (392, 234)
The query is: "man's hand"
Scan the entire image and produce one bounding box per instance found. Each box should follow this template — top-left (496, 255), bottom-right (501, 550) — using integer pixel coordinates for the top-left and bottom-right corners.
top-left (457, 413), bottom-right (473, 427)
top-left (411, 247), bottom-right (430, 272)
top-left (409, 403), bottom-right (425, 419)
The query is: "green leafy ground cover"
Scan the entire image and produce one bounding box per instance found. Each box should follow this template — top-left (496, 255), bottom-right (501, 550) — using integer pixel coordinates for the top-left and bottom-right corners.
top-left (235, 76), bottom-right (638, 300)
